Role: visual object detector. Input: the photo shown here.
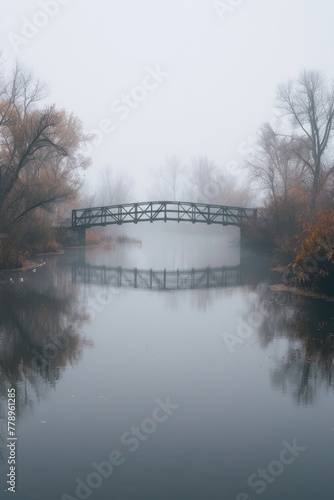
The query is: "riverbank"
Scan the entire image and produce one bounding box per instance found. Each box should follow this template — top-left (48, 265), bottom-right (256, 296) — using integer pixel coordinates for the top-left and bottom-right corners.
top-left (0, 259), bottom-right (47, 284)
top-left (269, 283), bottom-right (334, 302)
top-left (270, 265), bottom-right (334, 302)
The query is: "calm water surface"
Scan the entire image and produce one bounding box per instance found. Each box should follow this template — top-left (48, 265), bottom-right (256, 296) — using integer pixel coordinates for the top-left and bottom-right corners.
top-left (0, 224), bottom-right (333, 499)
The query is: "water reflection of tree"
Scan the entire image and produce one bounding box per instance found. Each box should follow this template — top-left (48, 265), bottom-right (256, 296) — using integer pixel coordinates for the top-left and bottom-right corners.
top-left (0, 258), bottom-right (93, 463)
top-left (258, 289), bottom-right (334, 406)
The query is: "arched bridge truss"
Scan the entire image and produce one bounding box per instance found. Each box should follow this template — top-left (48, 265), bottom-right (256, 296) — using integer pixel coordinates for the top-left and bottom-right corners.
top-left (71, 201), bottom-right (258, 230)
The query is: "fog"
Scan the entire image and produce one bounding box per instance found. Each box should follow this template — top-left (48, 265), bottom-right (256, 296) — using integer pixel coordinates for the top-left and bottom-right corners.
top-left (2, 0), bottom-right (334, 199)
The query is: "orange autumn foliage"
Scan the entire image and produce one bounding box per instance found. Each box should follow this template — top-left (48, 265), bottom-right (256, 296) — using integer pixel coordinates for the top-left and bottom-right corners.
top-left (293, 209), bottom-right (334, 266)
top-left (291, 209), bottom-right (334, 293)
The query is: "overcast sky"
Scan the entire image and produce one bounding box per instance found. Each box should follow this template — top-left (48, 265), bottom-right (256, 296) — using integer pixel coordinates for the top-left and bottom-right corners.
top-left (1, 0), bottom-right (334, 199)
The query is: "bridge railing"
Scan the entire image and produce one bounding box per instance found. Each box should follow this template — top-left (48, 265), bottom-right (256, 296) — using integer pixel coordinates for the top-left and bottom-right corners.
top-left (71, 201), bottom-right (259, 228)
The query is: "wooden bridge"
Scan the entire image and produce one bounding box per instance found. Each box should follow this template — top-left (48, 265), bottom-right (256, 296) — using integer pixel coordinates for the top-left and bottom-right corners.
top-left (71, 201), bottom-right (259, 244)
top-left (71, 263), bottom-right (245, 290)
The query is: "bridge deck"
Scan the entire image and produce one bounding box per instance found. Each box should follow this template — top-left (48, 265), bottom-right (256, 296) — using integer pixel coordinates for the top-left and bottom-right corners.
top-left (71, 201), bottom-right (258, 229)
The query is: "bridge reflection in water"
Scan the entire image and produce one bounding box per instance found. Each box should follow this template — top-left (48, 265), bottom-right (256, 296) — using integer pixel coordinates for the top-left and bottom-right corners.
top-left (71, 264), bottom-right (245, 290)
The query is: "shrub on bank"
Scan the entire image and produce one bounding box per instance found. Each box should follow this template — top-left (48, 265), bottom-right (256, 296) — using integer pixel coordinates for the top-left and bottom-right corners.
top-left (291, 209), bottom-right (334, 294)
top-left (0, 242), bottom-right (24, 270)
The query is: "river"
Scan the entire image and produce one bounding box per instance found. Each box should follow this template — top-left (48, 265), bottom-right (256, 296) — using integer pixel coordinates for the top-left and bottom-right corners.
top-left (0, 223), bottom-right (333, 499)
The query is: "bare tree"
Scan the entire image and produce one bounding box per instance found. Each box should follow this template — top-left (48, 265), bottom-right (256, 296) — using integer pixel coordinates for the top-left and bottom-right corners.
top-left (0, 60), bottom-right (90, 235)
top-left (149, 155), bottom-right (186, 200)
top-left (189, 155), bottom-right (253, 206)
top-left (277, 69), bottom-right (334, 207)
top-left (188, 156), bottom-right (220, 202)
top-left (246, 123), bottom-right (307, 202)
top-left (96, 167), bottom-right (133, 205)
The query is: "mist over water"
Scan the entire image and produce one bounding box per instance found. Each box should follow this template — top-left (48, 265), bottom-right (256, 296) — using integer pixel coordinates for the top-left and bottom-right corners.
top-left (0, 226), bottom-right (333, 500)
top-left (86, 224), bottom-right (240, 269)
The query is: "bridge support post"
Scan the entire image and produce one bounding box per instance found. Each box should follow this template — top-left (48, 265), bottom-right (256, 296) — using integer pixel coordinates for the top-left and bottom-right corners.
top-left (240, 226), bottom-right (247, 250)
top-left (240, 226), bottom-right (261, 267)
top-left (240, 227), bottom-right (248, 267)
top-left (76, 227), bottom-right (86, 246)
